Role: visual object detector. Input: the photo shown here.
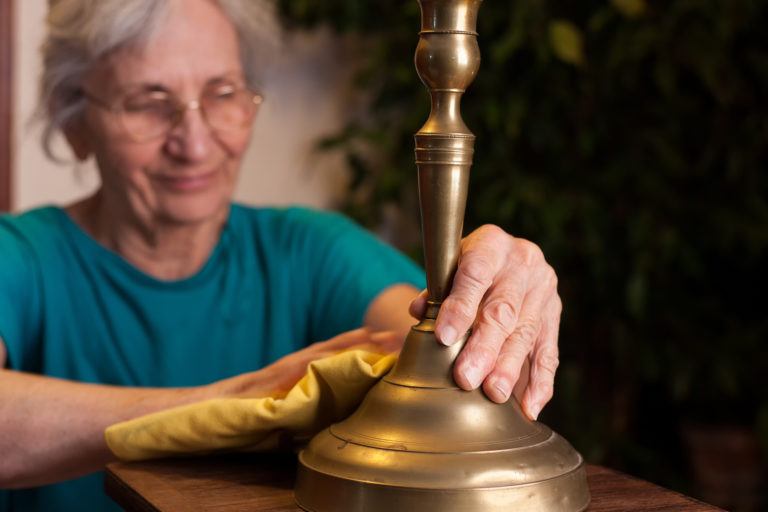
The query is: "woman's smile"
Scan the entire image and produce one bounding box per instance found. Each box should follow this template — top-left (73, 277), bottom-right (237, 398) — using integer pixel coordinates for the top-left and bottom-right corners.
top-left (152, 168), bottom-right (220, 193)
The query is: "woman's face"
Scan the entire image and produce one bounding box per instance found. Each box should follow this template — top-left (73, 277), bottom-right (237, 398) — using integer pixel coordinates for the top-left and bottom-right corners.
top-left (71, 0), bottom-right (254, 226)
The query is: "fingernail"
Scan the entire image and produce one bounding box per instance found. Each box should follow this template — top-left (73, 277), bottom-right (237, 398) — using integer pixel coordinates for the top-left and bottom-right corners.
top-left (528, 402), bottom-right (542, 421)
top-left (438, 326), bottom-right (457, 346)
top-left (461, 365), bottom-right (484, 389)
top-left (493, 379), bottom-right (511, 402)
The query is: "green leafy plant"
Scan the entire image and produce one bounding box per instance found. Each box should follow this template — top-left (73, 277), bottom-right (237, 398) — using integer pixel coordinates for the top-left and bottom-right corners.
top-left (281, 0), bottom-right (768, 498)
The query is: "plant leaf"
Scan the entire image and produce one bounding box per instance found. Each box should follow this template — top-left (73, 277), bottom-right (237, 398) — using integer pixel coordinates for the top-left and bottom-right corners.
top-left (610, 0), bottom-right (647, 19)
top-left (548, 20), bottom-right (585, 66)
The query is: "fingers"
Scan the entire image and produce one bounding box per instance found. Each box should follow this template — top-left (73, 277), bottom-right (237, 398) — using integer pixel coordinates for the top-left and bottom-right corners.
top-left (318, 328), bottom-right (372, 350)
top-left (456, 263), bottom-right (553, 404)
top-left (363, 331), bottom-right (402, 354)
top-left (314, 328), bottom-right (401, 356)
top-left (408, 289), bottom-right (428, 319)
top-left (451, 275), bottom-right (527, 391)
top-left (521, 296), bottom-right (561, 420)
top-left (473, 290), bottom-right (547, 403)
top-left (220, 329), bottom-right (399, 399)
top-left (512, 357), bottom-right (531, 403)
top-left (435, 225), bottom-right (508, 345)
top-left (481, 317), bottom-right (540, 404)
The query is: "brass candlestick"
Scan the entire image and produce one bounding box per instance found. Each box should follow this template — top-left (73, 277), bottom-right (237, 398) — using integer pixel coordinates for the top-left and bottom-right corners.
top-left (294, 1), bottom-right (590, 510)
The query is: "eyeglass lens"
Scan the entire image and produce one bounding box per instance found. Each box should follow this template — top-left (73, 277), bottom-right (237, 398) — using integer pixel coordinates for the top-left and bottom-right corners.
top-left (119, 86), bottom-right (260, 141)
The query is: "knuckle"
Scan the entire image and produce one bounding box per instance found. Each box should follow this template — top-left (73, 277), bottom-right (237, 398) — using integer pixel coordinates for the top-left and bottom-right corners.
top-left (513, 318), bottom-right (539, 348)
top-left (498, 336), bottom-right (529, 363)
top-left (493, 352), bottom-right (524, 383)
top-left (480, 224), bottom-right (507, 242)
top-left (479, 300), bottom-right (517, 331)
top-left (442, 295), bottom-right (475, 322)
top-left (460, 343), bottom-right (497, 372)
top-left (538, 350), bottom-right (560, 375)
top-left (517, 238), bottom-right (544, 266)
top-left (471, 341), bottom-right (499, 364)
top-left (457, 253), bottom-right (495, 288)
top-left (543, 265), bottom-right (558, 289)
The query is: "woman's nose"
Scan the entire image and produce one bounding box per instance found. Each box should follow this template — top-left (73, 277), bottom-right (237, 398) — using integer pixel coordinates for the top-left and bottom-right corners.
top-left (164, 103), bottom-right (216, 162)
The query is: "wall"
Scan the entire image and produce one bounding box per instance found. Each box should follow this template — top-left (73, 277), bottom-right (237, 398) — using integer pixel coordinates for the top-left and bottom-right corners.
top-left (12, 0), bottom-right (352, 212)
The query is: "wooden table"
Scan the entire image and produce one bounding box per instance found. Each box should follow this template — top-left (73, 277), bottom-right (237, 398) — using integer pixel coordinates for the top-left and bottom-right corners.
top-left (105, 453), bottom-right (722, 511)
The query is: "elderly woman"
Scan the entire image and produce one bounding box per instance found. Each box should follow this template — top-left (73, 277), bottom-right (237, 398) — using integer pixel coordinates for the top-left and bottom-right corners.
top-left (0, 0), bottom-right (562, 510)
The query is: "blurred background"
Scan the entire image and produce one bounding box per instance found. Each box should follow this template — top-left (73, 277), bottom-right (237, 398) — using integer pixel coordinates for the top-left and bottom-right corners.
top-left (3, 0), bottom-right (767, 510)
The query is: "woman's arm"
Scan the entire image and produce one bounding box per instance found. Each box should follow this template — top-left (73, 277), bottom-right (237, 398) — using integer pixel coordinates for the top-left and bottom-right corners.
top-left (0, 345), bottom-right (212, 488)
top-left (363, 284), bottom-right (421, 339)
top-left (0, 328), bottom-right (397, 489)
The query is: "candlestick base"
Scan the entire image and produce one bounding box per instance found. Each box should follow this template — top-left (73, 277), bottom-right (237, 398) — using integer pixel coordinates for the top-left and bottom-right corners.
top-left (294, 323), bottom-right (590, 511)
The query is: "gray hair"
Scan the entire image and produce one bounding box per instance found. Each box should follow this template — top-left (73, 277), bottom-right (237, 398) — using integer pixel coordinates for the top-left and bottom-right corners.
top-left (39, 0), bottom-right (280, 161)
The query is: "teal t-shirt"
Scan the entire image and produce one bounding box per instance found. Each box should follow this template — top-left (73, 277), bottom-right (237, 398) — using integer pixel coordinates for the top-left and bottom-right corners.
top-left (0, 204), bottom-right (424, 512)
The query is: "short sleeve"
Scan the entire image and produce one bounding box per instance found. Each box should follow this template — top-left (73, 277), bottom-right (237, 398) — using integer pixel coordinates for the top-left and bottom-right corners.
top-left (0, 218), bottom-right (43, 370)
top-left (283, 209), bottom-right (425, 342)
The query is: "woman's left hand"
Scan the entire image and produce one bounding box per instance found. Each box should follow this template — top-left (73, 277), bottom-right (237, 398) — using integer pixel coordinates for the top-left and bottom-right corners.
top-left (409, 225), bottom-right (562, 420)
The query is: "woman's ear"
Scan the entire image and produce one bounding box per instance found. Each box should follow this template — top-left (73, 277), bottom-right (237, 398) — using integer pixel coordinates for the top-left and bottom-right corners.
top-left (63, 118), bottom-right (92, 161)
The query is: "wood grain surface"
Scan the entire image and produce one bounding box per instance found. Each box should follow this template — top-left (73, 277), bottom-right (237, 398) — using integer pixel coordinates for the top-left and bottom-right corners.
top-left (105, 454), bottom-right (723, 512)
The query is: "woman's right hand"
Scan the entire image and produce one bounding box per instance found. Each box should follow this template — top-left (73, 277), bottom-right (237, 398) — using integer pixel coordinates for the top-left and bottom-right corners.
top-left (208, 328), bottom-right (402, 399)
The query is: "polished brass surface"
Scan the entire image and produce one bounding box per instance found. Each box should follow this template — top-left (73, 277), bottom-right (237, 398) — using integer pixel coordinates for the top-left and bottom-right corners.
top-left (295, 1), bottom-right (590, 510)
top-left (296, 329), bottom-right (589, 511)
top-left (414, 2), bottom-right (478, 307)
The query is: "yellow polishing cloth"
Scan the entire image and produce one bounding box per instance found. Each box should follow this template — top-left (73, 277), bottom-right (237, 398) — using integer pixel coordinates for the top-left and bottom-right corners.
top-left (105, 349), bottom-right (396, 461)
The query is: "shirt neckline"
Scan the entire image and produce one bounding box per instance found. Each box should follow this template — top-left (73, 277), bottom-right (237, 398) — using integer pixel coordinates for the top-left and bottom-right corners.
top-left (50, 205), bottom-right (236, 290)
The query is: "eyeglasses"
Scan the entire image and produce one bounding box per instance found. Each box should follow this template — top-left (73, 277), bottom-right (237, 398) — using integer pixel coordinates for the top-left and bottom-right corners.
top-left (80, 83), bottom-right (263, 142)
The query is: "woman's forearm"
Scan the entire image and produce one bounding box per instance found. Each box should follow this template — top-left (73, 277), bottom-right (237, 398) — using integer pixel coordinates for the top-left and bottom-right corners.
top-left (0, 369), bottom-right (212, 489)
top-left (0, 327), bottom-right (401, 489)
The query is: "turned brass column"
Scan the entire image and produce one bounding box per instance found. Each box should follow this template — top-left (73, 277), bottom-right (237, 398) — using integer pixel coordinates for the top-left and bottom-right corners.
top-left (294, 1), bottom-right (590, 510)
